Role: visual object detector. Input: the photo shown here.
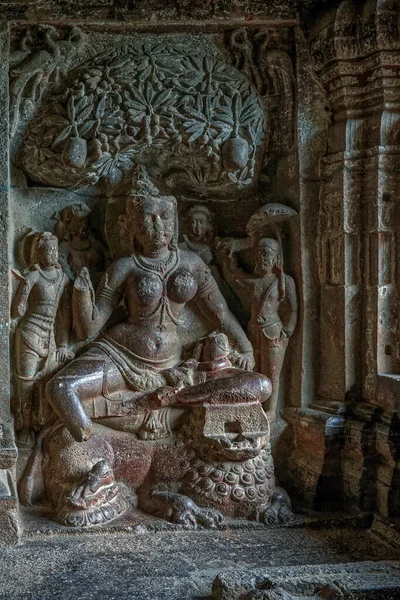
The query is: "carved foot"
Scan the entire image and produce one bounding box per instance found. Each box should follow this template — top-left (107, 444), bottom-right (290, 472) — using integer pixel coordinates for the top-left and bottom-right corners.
top-left (58, 490), bottom-right (128, 528)
top-left (56, 459), bottom-right (129, 527)
top-left (137, 409), bottom-right (170, 440)
top-left (149, 490), bottom-right (224, 529)
top-left (256, 487), bottom-right (294, 526)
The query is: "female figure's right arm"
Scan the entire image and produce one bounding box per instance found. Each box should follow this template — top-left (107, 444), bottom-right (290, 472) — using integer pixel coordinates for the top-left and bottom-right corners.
top-left (73, 261), bottom-right (126, 341)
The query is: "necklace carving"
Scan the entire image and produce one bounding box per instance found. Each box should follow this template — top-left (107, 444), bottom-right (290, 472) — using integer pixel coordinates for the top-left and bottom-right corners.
top-left (135, 250), bottom-right (176, 274)
top-left (38, 267), bottom-right (61, 284)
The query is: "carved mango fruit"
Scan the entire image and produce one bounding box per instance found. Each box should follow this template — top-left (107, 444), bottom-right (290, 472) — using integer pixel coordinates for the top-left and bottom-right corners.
top-left (222, 136), bottom-right (249, 172)
top-left (63, 137), bottom-right (87, 168)
top-left (88, 138), bottom-right (103, 160)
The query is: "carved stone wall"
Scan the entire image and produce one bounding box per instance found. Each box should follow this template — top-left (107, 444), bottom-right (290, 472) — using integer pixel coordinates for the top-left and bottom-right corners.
top-left (0, 1), bottom-right (309, 540)
top-left (0, 0), bottom-right (398, 543)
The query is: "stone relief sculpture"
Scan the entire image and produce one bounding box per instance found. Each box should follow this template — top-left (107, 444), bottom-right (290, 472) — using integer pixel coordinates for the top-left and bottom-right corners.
top-left (11, 232), bottom-right (73, 446)
top-left (17, 37), bottom-right (266, 193)
top-left (179, 203), bottom-right (247, 323)
top-left (0, 3), bottom-right (398, 575)
top-left (8, 28), bottom-right (298, 532)
top-left (53, 202), bottom-right (108, 287)
top-left (217, 204), bottom-right (298, 418)
top-left (10, 25), bottom-right (85, 136)
top-left (219, 237), bottom-right (297, 418)
top-left (179, 205), bottom-right (215, 267)
top-left (227, 28), bottom-right (295, 156)
top-left (17, 171), bottom-right (293, 528)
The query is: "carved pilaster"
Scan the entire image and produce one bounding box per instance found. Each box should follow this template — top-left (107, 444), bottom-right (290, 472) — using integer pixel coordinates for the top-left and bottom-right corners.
top-left (310, 1), bottom-right (400, 408)
top-left (317, 118), bottom-right (364, 406)
top-left (294, 29), bottom-right (329, 409)
top-left (0, 21), bottom-right (20, 545)
top-left (306, 0), bottom-right (400, 518)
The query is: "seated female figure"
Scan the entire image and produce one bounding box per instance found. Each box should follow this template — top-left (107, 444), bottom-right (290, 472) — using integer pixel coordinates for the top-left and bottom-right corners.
top-left (47, 177), bottom-right (270, 444)
top-left (40, 175), bottom-right (272, 527)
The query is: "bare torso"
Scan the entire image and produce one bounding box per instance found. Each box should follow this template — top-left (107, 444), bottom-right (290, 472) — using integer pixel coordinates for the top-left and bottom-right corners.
top-left (100, 250), bottom-right (210, 363)
top-left (19, 269), bottom-right (68, 323)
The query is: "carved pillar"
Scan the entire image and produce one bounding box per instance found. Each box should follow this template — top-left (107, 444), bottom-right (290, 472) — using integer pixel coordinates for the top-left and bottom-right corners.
top-left (294, 29), bottom-right (329, 408)
top-left (317, 117), bottom-right (364, 407)
top-left (375, 112), bottom-right (400, 377)
top-left (305, 0), bottom-right (400, 517)
top-left (0, 21), bottom-right (20, 545)
top-left (281, 32), bottom-right (340, 511)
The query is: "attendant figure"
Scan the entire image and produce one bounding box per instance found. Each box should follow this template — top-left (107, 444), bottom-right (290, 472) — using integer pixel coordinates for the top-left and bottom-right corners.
top-left (11, 232), bottom-right (73, 445)
top-left (180, 204), bottom-right (245, 320)
top-left (54, 203), bottom-right (107, 288)
top-left (179, 205), bottom-right (215, 267)
top-left (220, 237), bottom-right (297, 417)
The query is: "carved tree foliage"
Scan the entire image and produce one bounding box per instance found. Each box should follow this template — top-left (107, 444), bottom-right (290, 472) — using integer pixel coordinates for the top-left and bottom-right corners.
top-left (17, 37), bottom-right (267, 193)
top-left (9, 25), bottom-right (87, 137)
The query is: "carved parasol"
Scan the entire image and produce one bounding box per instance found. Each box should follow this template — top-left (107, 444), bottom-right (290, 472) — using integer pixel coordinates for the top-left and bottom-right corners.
top-left (246, 202), bottom-right (298, 260)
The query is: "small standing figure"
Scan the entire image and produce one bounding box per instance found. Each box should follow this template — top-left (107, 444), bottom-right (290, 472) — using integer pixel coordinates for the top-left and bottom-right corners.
top-left (179, 205), bottom-right (243, 316)
top-left (179, 205), bottom-right (215, 267)
top-left (54, 203), bottom-right (107, 288)
top-left (220, 237), bottom-right (298, 418)
top-left (11, 232), bottom-right (73, 445)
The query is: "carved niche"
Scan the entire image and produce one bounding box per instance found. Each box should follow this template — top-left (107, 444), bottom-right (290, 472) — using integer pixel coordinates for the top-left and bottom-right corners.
top-left (10, 27), bottom-right (299, 530)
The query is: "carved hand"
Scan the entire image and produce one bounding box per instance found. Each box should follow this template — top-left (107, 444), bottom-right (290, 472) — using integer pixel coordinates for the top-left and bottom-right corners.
top-left (56, 347), bottom-right (75, 363)
top-left (10, 319), bottom-right (19, 333)
top-left (281, 327), bottom-right (293, 340)
top-left (11, 268), bottom-right (27, 283)
top-left (232, 351), bottom-right (255, 371)
top-left (216, 237), bottom-right (235, 257)
top-left (137, 386), bottom-right (179, 411)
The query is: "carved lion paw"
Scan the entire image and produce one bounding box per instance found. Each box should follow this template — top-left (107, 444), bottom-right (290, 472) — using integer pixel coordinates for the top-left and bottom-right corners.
top-left (257, 487), bottom-right (294, 526)
top-left (168, 495), bottom-right (224, 529)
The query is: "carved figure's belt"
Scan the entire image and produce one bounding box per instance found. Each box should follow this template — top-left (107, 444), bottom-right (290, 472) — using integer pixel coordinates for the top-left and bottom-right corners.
top-left (23, 313), bottom-right (54, 332)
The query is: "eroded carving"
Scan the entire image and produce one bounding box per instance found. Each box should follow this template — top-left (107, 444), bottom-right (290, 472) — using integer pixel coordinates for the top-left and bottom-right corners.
top-left (16, 172), bottom-right (294, 527)
top-left (227, 28), bottom-right (295, 156)
top-left (212, 571), bottom-right (355, 600)
top-left (10, 25), bottom-right (85, 136)
top-left (179, 204), bottom-right (228, 297)
top-left (11, 232), bottom-right (73, 446)
top-left (53, 202), bottom-right (108, 287)
top-left (179, 204), bottom-right (215, 267)
top-left (18, 37), bottom-right (266, 193)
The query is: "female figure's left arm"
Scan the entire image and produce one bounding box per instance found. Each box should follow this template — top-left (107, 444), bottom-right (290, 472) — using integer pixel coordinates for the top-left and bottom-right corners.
top-left (56, 277), bottom-right (74, 363)
top-left (192, 261), bottom-right (254, 371)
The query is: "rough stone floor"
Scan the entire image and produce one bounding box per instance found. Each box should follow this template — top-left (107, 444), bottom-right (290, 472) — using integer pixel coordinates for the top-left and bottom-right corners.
top-left (0, 510), bottom-right (399, 600)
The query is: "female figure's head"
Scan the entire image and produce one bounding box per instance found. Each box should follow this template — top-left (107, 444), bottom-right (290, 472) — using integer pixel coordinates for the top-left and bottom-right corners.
top-left (55, 203), bottom-right (91, 242)
top-left (186, 205), bottom-right (213, 243)
top-left (124, 173), bottom-right (178, 256)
